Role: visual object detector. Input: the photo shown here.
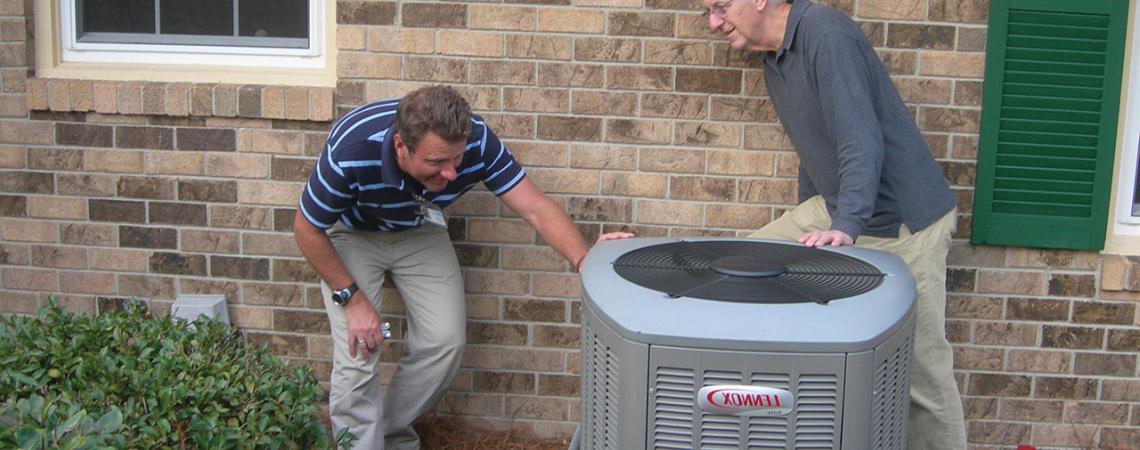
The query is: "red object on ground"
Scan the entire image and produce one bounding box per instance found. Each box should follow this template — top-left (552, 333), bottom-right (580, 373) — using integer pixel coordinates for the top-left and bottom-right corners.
top-left (1016, 446), bottom-right (1036, 450)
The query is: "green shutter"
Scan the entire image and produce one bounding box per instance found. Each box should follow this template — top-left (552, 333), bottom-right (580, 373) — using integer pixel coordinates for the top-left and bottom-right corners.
top-left (972, 0), bottom-right (1128, 250)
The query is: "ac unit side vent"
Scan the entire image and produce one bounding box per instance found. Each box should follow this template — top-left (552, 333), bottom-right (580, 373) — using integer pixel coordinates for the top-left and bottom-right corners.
top-left (653, 367), bottom-right (695, 449)
top-left (747, 416), bottom-right (789, 449)
top-left (604, 348), bottom-right (620, 450)
top-left (582, 324), bottom-right (622, 450)
top-left (872, 334), bottom-right (914, 450)
top-left (582, 326), bottom-right (599, 450)
top-left (700, 414), bottom-right (741, 449)
top-left (751, 373), bottom-right (792, 390)
top-left (704, 370), bottom-right (743, 384)
top-left (745, 372), bottom-right (791, 448)
top-left (794, 375), bottom-right (839, 448)
top-left (657, 367), bottom-right (841, 449)
top-left (698, 370), bottom-right (743, 448)
top-left (743, 373), bottom-right (788, 450)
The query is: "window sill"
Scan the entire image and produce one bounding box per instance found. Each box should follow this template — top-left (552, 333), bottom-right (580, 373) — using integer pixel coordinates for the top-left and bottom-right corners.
top-left (26, 77), bottom-right (334, 122)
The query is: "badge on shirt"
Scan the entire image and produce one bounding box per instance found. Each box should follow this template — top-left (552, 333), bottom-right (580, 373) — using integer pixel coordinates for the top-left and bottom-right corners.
top-left (414, 194), bottom-right (447, 228)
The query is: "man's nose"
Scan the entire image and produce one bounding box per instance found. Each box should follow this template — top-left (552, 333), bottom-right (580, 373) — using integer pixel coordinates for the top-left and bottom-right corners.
top-left (708, 13), bottom-right (724, 31)
top-left (440, 165), bottom-right (458, 181)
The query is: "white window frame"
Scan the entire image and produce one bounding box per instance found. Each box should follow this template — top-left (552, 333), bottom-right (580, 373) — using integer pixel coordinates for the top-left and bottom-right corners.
top-left (1107, 0), bottom-right (1140, 249)
top-left (57, 0), bottom-right (326, 69)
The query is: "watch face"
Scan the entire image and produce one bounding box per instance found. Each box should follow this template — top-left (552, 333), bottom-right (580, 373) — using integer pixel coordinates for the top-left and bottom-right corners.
top-left (331, 283), bottom-right (356, 306)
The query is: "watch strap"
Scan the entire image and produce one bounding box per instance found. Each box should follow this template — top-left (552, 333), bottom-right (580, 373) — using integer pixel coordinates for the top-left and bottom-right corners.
top-left (342, 282), bottom-right (359, 298)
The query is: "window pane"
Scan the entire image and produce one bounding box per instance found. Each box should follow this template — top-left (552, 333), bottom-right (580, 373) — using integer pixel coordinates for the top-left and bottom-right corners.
top-left (80, 0), bottom-right (155, 34)
top-left (160, 0), bottom-right (233, 36)
top-left (1133, 156), bottom-right (1140, 216)
top-left (239, 0), bottom-right (308, 38)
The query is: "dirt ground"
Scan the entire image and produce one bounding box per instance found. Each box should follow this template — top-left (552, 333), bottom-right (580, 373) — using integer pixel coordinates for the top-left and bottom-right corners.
top-left (416, 415), bottom-right (572, 450)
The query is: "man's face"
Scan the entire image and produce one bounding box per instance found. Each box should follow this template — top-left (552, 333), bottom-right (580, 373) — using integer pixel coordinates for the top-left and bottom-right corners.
top-left (394, 130), bottom-right (466, 192)
top-left (705, 0), bottom-right (766, 51)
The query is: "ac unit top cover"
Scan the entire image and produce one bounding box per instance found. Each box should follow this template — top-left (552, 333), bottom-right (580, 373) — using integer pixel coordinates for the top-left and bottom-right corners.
top-left (580, 238), bottom-right (916, 352)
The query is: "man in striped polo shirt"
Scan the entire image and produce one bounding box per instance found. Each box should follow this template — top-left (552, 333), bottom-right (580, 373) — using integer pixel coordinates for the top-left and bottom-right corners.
top-left (293, 85), bottom-right (631, 449)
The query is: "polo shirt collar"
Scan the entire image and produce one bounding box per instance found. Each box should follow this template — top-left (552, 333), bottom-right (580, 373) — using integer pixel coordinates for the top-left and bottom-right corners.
top-left (766, 0), bottom-right (811, 63)
top-left (379, 122), bottom-right (414, 191)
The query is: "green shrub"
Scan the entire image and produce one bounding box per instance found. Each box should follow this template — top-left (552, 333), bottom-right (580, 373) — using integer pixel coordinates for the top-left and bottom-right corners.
top-left (0, 301), bottom-right (353, 449)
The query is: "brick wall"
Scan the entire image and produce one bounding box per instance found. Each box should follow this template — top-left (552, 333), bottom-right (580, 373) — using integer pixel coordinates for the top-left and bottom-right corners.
top-left (1, 0), bottom-right (1138, 447)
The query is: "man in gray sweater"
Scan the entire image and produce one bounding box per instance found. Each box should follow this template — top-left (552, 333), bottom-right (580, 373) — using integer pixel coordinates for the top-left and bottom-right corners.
top-left (702, 0), bottom-right (965, 448)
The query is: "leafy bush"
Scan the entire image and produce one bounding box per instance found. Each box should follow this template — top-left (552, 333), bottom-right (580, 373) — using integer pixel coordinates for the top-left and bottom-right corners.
top-left (0, 301), bottom-right (352, 449)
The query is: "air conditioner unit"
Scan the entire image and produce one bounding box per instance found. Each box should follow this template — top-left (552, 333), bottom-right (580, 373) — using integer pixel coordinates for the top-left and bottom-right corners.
top-left (576, 238), bottom-right (916, 450)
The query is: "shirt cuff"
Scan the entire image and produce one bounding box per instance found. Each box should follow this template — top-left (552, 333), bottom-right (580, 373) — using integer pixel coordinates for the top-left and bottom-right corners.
top-left (830, 216), bottom-right (864, 243)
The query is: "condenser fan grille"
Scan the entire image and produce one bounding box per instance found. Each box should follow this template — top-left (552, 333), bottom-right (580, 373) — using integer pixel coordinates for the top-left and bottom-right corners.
top-left (612, 241), bottom-right (884, 304)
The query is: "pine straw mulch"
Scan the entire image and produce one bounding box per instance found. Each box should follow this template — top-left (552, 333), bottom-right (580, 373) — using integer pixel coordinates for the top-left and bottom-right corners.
top-left (415, 415), bottom-right (572, 450)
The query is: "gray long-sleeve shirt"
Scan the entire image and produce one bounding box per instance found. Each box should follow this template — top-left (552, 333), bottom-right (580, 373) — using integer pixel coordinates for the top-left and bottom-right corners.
top-left (762, 0), bottom-right (956, 240)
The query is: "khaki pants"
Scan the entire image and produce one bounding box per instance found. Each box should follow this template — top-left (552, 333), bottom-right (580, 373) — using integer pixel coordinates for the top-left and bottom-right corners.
top-left (321, 224), bottom-right (466, 450)
top-left (748, 196), bottom-right (967, 450)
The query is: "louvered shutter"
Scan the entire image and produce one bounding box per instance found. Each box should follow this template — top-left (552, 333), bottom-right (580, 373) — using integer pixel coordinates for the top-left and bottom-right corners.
top-left (972, 0), bottom-right (1128, 250)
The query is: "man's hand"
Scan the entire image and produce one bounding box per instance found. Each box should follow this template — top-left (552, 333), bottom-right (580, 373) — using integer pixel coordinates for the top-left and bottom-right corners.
top-left (799, 229), bottom-right (853, 247)
top-left (596, 231), bottom-right (636, 244)
top-left (344, 292), bottom-right (385, 360)
top-left (294, 211), bottom-right (386, 358)
top-left (574, 231), bottom-right (636, 272)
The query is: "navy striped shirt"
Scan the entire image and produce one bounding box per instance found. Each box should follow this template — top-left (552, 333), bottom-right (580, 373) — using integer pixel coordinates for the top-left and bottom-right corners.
top-left (299, 99), bottom-right (526, 232)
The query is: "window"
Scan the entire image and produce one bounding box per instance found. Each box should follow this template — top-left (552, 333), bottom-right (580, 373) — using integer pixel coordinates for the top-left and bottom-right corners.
top-left (35, 0), bottom-right (334, 86)
top-left (972, 0), bottom-right (1128, 251)
top-left (76, 0), bottom-right (309, 49)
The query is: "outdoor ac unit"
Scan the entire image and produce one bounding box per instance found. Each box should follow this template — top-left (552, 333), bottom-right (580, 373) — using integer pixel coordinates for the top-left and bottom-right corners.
top-left (576, 238), bottom-right (917, 450)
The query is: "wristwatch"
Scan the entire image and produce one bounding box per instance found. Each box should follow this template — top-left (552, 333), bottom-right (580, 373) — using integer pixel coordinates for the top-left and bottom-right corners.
top-left (330, 282), bottom-right (358, 306)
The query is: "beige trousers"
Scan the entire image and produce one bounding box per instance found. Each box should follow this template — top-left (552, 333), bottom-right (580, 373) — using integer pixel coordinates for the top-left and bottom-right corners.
top-left (321, 224), bottom-right (466, 450)
top-left (748, 196), bottom-right (967, 450)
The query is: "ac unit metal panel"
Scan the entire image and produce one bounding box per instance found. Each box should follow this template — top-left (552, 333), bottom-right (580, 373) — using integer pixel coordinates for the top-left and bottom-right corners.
top-left (581, 300), bottom-right (648, 450)
top-left (837, 309), bottom-right (916, 450)
top-left (647, 346), bottom-right (846, 450)
top-left (871, 312), bottom-right (915, 450)
top-left (650, 366), bottom-right (695, 449)
top-left (748, 372), bottom-right (792, 449)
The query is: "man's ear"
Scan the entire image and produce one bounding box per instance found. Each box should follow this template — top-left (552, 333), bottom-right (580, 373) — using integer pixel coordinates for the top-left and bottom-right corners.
top-left (754, 0), bottom-right (767, 12)
top-left (394, 133), bottom-right (409, 159)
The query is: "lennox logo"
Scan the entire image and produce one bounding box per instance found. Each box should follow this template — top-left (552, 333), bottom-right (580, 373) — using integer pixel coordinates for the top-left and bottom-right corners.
top-left (696, 385), bottom-right (794, 417)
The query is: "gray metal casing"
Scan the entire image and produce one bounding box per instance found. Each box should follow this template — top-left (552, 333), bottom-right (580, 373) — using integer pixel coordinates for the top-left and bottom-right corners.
top-left (578, 238), bottom-right (917, 450)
